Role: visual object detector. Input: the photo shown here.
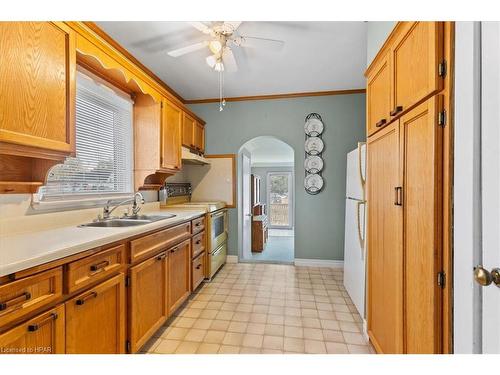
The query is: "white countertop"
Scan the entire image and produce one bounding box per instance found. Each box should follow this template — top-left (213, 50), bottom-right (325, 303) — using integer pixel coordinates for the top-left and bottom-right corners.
top-left (0, 208), bottom-right (206, 277)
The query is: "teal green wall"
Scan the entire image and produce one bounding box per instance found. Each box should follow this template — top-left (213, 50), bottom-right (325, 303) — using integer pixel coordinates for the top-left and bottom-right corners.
top-left (189, 93), bottom-right (366, 261)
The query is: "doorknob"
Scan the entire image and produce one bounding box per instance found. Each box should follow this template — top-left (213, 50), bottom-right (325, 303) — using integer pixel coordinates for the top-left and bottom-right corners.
top-left (474, 266), bottom-right (500, 287)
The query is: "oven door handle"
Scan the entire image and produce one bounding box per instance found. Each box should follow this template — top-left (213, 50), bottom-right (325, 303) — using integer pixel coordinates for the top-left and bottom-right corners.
top-left (210, 210), bottom-right (226, 219)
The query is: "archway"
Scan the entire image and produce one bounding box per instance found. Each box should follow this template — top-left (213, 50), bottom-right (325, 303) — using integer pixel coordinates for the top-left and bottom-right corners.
top-left (237, 136), bottom-right (295, 263)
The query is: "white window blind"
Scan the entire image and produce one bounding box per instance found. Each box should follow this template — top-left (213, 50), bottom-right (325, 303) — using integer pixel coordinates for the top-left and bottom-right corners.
top-left (39, 71), bottom-right (134, 201)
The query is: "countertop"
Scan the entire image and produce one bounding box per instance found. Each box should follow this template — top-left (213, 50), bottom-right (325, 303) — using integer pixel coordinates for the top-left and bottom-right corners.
top-left (0, 208), bottom-right (206, 277)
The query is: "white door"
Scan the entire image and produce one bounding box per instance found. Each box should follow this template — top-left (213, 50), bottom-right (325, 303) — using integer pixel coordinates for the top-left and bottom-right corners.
top-left (241, 153), bottom-right (252, 259)
top-left (479, 21), bottom-right (500, 353)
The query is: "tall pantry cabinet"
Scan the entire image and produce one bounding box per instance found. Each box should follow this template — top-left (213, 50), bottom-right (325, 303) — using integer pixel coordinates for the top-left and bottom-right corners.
top-left (365, 22), bottom-right (451, 354)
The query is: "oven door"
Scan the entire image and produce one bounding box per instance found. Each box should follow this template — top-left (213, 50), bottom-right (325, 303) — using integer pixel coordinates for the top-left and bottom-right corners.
top-left (210, 209), bottom-right (228, 250)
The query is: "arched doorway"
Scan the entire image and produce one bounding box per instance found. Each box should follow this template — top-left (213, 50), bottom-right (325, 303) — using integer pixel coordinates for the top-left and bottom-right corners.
top-left (237, 136), bottom-right (295, 264)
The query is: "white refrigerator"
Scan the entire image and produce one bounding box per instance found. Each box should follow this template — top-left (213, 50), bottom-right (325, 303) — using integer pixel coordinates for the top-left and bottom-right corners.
top-left (343, 142), bottom-right (366, 318)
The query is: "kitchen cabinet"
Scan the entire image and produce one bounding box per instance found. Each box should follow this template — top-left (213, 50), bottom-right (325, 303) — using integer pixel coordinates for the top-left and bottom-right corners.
top-left (65, 274), bottom-right (125, 354)
top-left (182, 112), bottom-right (205, 153)
top-left (160, 99), bottom-right (182, 171)
top-left (0, 22), bottom-right (75, 153)
top-left (366, 121), bottom-right (403, 354)
top-left (0, 305), bottom-right (65, 354)
top-left (366, 52), bottom-right (392, 136)
top-left (191, 253), bottom-right (205, 291)
top-left (391, 22), bottom-right (443, 118)
top-left (167, 238), bottom-right (191, 315)
top-left (128, 252), bottom-right (168, 353)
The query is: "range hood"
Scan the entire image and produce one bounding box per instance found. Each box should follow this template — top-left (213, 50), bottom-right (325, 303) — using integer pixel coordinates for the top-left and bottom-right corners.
top-left (181, 147), bottom-right (210, 165)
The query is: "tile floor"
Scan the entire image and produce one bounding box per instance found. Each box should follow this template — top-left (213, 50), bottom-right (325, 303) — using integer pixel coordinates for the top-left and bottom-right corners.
top-left (142, 262), bottom-right (374, 354)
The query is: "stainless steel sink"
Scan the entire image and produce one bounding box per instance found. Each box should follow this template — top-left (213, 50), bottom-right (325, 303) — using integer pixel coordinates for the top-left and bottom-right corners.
top-left (78, 214), bottom-right (176, 228)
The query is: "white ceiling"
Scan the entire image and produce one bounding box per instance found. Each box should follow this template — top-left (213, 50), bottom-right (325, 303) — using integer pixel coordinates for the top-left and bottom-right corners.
top-left (242, 136), bottom-right (294, 166)
top-left (96, 21), bottom-right (367, 100)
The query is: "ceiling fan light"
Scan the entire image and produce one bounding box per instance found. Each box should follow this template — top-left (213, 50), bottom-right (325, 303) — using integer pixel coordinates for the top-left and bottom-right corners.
top-left (206, 55), bottom-right (216, 68)
top-left (208, 40), bottom-right (222, 54)
top-left (214, 61), bottom-right (224, 72)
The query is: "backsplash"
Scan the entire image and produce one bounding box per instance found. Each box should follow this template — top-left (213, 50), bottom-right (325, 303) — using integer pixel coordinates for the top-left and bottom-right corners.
top-left (0, 193), bottom-right (160, 237)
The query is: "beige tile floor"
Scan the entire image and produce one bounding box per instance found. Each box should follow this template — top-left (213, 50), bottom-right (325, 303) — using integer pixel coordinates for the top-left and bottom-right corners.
top-left (142, 263), bottom-right (375, 354)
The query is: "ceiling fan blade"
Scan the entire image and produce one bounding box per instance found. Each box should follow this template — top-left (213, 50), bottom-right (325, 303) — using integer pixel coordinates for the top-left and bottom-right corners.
top-left (223, 48), bottom-right (238, 72)
top-left (240, 36), bottom-right (285, 49)
top-left (167, 41), bottom-right (208, 57)
top-left (223, 21), bottom-right (242, 31)
top-left (188, 21), bottom-right (212, 34)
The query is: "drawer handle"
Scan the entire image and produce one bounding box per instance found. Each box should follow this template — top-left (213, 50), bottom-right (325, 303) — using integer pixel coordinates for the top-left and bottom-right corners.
top-left (76, 291), bottom-right (98, 306)
top-left (157, 253), bottom-right (167, 261)
top-left (390, 106), bottom-right (403, 116)
top-left (0, 291), bottom-right (31, 311)
top-left (195, 222), bottom-right (201, 227)
top-left (195, 240), bottom-right (201, 245)
top-left (27, 313), bottom-right (58, 332)
top-left (170, 246), bottom-right (179, 254)
top-left (90, 260), bottom-right (110, 272)
top-left (375, 119), bottom-right (387, 127)
top-left (196, 264), bottom-right (202, 270)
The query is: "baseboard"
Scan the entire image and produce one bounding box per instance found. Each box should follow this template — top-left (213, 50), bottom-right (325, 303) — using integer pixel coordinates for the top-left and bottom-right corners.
top-left (294, 258), bottom-right (344, 268)
top-left (226, 255), bottom-right (238, 264)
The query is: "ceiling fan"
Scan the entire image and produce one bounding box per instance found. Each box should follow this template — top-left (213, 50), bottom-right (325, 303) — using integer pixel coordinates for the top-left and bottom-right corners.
top-left (167, 21), bottom-right (285, 72)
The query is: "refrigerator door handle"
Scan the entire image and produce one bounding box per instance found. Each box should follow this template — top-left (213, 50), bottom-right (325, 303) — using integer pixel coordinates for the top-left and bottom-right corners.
top-left (357, 142), bottom-right (366, 188)
top-left (356, 200), bottom-right (366, 257)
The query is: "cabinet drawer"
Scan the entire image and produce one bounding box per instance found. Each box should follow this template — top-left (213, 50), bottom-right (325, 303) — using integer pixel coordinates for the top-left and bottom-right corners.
top-left (192, 216), bottom-right (205, 234)
top-left (192, 231), bottom-right (205, 259)
top-left (191, 253), bottom-right (205, 291)
top-left (130, 222), bottom-right (191, 263)
top-left (0, 304), bottom-right (65, 354)
top-left (0, 267), bottom-right (62, 328)
top-left (65, 244), bottom-right (125, 294)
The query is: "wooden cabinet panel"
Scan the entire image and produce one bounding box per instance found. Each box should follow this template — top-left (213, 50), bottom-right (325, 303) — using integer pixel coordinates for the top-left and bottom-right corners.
top-left (160, 99), bottom-right (182, 171)
top-left (128, 252), bottom-right (167, 353)
top-left (182, 112), bottom-right (195, 149)
top-left (392, 22), bottom-right (443, 117)
top-left (191, 253), bottom-right (205, 292)
top-left (130, 222), bottom-right (191, 263)
top-left (167, 239), bottom-right (191, 315)
top-left (191, 231), bottom-right (205, 259)
top-left (194, 122), bottom-right (204, 152)
top-left (367, 53), bottom-right (392, 136)
top-left (366, 122), bottom-right (403, 354)
top-left (400, 96), bottom-right (443, 353)
top-left (192, 216), bottom-right (205, 234)
top-left (0, 22), bottom-right (75, 153)
top-left (0, 304), bottom-right (65, 354)
top-left (65, 244), bottom-right (125, 294)
top-left (65, 274), bottom-right (125, 354)
top-left (0, 267), bottom-right (62, 327)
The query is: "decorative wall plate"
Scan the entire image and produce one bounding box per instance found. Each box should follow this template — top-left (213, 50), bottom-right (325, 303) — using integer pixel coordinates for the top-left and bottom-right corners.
top-left (304, 155), bottom-right (324, 173)
top-left (304, 118), bottom-right (324, 136)
top-left (304, 136), bottom-right (324, 155)
top-left (304, 173), bottom-right (324, 192)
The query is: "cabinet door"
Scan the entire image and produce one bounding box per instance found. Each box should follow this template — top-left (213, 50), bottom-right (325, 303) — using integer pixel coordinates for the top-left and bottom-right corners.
top-left (128, 252), bottom-right (168, 353)
top-left (193, 122), bottom-right (205, 153)
top-left (366, 52), bottom-right (392, 136)
top-left (65, 274), bottom-right (125, 354)
top-left (366, 121), bottom-right (403, 354)
top-left (391, 22), bottom-right (443, 117)
top-left (160, 99), bottom-right (182, 171)
top-left (182, 112), bottom-right (195, 149)
top-left (167, 239), bottom-right (191, 315)
top-left (0, 304), bottom-right (65, 354)
top-left (400, 96), bottom-right (443, 353)
top-left (0, 22), bottom-right (75, 153)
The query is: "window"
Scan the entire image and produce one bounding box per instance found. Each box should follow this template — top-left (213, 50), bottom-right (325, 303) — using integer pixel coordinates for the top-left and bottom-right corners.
top-left (38, 70), bottom-right (134, 202)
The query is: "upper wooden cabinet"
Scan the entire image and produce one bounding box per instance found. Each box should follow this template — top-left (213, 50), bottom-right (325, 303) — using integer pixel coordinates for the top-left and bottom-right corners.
top-left (160, 99), bottom-right (182, 171)
top-left (182, 113), bottom-right (205, 153)
top-left (366, 22), bottom-right (444, 136)
top-left (366, 53), bottom-right (392, 136)
top-left (0, 22), bottom-right (75, 153)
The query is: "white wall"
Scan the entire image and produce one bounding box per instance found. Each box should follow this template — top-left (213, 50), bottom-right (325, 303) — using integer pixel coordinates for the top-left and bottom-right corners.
top-left (366, 22), bottom-right (396, 67)
top-left (453, 21), bottom-right (483, 354)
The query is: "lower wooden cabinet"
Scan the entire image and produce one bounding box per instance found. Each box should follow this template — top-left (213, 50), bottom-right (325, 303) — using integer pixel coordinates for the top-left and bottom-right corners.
top-left (167, 238), bottom-right (191, 315)
top-left (65, 274), bottom-right (125, 354)
top-left (128, 252), bottom-right (168, 353)
top-left (191, 253), bottom-right (205, 291)
top-left (0, 304), bottom-right (65, 354)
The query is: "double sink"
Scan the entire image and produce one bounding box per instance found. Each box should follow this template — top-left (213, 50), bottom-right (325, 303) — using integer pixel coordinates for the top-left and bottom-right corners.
top-left (79, 214), bottom-right (176, 228)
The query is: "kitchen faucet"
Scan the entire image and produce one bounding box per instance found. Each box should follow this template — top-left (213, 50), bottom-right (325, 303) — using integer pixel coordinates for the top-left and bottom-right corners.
top-left (99, 192), bottom-right (145, 221)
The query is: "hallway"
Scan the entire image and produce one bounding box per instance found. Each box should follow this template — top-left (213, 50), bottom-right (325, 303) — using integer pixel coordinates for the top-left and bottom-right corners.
top-left (250, 229), bottom-right (294, 263)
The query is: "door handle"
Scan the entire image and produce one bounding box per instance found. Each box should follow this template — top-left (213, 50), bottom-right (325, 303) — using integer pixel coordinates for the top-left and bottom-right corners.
top-left (375, 119), bottom-right (387, 128)
top-left (394, 186), bottom-right (403, 206)
top-left (474, 266), bottom-right (500, 287)
top-left (390, 106), bottom-right (403, 116)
